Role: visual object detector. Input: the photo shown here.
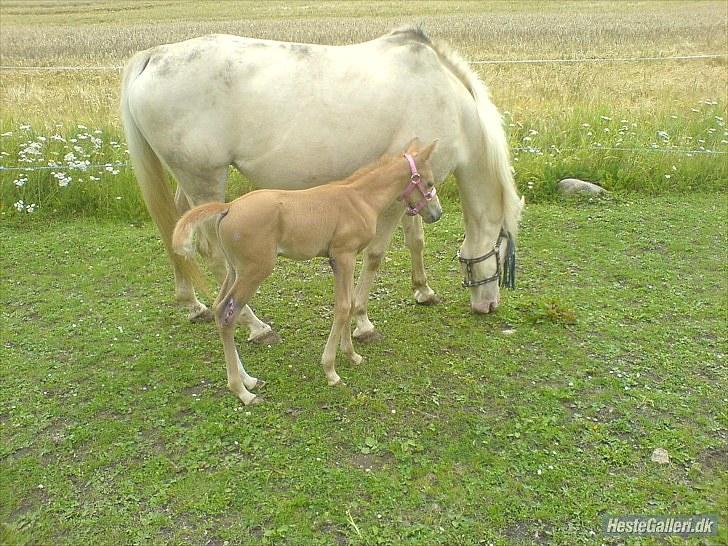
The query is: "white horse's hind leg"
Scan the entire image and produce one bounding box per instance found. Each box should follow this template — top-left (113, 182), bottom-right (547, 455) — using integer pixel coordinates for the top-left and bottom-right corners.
top-left (401, 214), bottom-right (439, 305)
top-left (352, 203), bottom-right (404, 341)
top-left (172, 168), bottom-right (274, 340)
top-left (238, 305), bottom-right (275, 342)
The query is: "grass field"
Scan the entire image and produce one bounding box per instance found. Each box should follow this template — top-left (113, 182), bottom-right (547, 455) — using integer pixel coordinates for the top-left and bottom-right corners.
top-left (1, 1), bottom-right (727, 545)
top-left (2, 195), bottom-right (726, 545)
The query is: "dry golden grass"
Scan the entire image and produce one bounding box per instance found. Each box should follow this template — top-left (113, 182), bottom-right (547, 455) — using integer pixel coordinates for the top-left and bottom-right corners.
top-left (1, 1), bottom-right (726, 130)
top-left (0, 1), bottom-right (725, 133)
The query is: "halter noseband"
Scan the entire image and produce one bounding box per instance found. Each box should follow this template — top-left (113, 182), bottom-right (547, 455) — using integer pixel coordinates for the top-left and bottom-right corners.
top-left (458, 229), bottom-right (516, 289)
top-left (399, 153), bottom-right (436, 216)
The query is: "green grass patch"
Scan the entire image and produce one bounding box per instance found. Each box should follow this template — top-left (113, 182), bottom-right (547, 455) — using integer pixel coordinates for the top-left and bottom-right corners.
top-left (1, 194), bottom-right (725, 545)
top-left (1, 110), bottom-right (726, 220)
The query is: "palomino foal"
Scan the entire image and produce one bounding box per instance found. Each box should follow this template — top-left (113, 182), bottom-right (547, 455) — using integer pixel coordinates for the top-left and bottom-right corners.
top-left (172, 139), bottom-right (441, 405)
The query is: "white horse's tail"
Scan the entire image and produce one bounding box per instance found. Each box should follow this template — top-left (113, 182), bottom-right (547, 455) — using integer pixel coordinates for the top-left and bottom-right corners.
top-left (120, 51), bottom-right (209, 293)
top-left (172, 202), bottom-right (230, 258)
top-left (429, 37), bottom-right (524, 237)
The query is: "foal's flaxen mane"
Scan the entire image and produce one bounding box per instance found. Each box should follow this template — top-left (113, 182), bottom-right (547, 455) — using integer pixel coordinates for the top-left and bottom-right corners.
top-left (340, 152), bottom-right (398, 184)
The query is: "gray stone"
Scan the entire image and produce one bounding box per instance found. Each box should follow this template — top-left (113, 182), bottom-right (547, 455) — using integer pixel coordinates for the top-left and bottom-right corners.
top-left (558, 178), bottom-right (608, 194)
top-left (650, 447), bottom-right (670, 464)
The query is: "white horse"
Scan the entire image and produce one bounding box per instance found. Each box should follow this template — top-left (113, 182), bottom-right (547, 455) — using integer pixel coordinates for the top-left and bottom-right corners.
top-left (121, 27), bottom-right (523, 342)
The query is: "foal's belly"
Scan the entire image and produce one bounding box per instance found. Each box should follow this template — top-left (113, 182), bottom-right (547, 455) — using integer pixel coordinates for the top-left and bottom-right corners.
top-left (276, 243), bottom-right (329, 261)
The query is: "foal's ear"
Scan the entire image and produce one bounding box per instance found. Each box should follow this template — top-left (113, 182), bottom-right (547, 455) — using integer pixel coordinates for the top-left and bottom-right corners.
top-left (419, 139), bottom-right (439, 161)
top-left (404, 137), bottom-right (422, 154)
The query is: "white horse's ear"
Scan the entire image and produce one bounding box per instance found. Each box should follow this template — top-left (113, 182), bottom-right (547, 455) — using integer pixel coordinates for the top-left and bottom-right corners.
top-left (404, 137), bottom-right (421, 154)
top-left (419, 139), bottom-right (439, 161)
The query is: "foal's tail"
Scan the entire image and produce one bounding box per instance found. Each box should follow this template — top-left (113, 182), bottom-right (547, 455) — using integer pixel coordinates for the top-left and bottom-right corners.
top-left (120, 50), bottom-right (208, 292)
top-left (172, 202), bottom-right (230, 258)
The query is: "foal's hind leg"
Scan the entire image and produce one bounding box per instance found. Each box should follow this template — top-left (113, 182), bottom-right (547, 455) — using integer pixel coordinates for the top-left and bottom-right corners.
top-left (216, 268), bottom-right (272, 405)
top-left (213, 268), bottom-right (264, 390)
top-left (401, 214), bottom-right (439, 305)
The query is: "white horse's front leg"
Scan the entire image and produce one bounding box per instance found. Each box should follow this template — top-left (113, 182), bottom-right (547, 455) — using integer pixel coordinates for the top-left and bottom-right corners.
top-left (401, 214), bottom-right (439, 305)
top-left (352, 204), bottom-right (403, 341)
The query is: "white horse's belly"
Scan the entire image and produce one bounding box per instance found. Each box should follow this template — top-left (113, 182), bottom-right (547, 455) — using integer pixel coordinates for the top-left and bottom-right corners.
top-left (129, 34), bottom-right (462, 190)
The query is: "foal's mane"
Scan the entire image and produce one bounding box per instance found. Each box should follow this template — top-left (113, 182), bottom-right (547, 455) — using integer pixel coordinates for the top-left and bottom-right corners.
top-left (339, 152), bottom-right (398, 184)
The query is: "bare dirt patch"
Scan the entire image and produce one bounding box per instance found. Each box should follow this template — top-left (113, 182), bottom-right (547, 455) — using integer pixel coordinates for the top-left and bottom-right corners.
top-left (349, 451), bottom-right (395, 472)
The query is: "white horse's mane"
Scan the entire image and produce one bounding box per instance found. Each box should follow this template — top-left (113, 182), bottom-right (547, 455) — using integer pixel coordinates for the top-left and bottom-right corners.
top-left (389, 26), bottom-right (523, 237)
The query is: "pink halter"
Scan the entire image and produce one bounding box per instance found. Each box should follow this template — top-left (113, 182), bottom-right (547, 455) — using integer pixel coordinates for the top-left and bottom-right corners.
top-left (400, 153), bottom-right (436, 216)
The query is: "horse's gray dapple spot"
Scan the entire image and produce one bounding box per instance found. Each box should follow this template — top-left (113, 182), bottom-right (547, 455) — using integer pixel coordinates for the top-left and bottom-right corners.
top-left (185, 48), bottom-right (203, 63)
top-left (558, 178), bottom-right (608, 194)
top-left (285, 44), bottom-right (312, 58)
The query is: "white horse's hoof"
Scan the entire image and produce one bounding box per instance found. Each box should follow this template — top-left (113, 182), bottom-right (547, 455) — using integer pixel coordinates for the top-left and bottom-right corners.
top-left (350, 353), bottom-right (363, 365)
top-left (188, 305), bottom-right (213, 323)
top-left (414, 288), bottom-right (440, 305)
top-left (248, 329), bottom-right (281, 345)
top-left (244, 377), bottom-right (265, 390)
top-left (353, 329), bottom-right (383, 343)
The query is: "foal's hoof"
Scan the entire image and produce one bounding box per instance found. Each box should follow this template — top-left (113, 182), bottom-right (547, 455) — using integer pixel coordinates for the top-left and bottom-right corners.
top-left (353, 329), bottom-right (383, 344)
top-left (188, 306), bottom-right (214, 323)
top-left (249, 329), bottom-right (282, 345)
top-left (414, 288), bottom-right (440, 305)
top-left (248, 396), bottom-right (264, 406)
top-left (252, 379), bottom-right (266, 390)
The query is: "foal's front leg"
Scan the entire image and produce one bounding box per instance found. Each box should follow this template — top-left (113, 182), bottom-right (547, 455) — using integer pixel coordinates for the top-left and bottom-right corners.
top-left (321, 253), bottom-right (358, 385)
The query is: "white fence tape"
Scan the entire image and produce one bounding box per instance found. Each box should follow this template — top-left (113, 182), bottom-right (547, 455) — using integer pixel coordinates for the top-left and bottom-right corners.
top-left (2, 145), bottom-right (725, 173)
top-left (0, 54), bottom-right (725, 72)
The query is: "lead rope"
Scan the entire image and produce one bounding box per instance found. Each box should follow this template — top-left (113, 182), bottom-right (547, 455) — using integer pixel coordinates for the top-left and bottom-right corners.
top-left (500, 231), bottom-right (516, 289)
